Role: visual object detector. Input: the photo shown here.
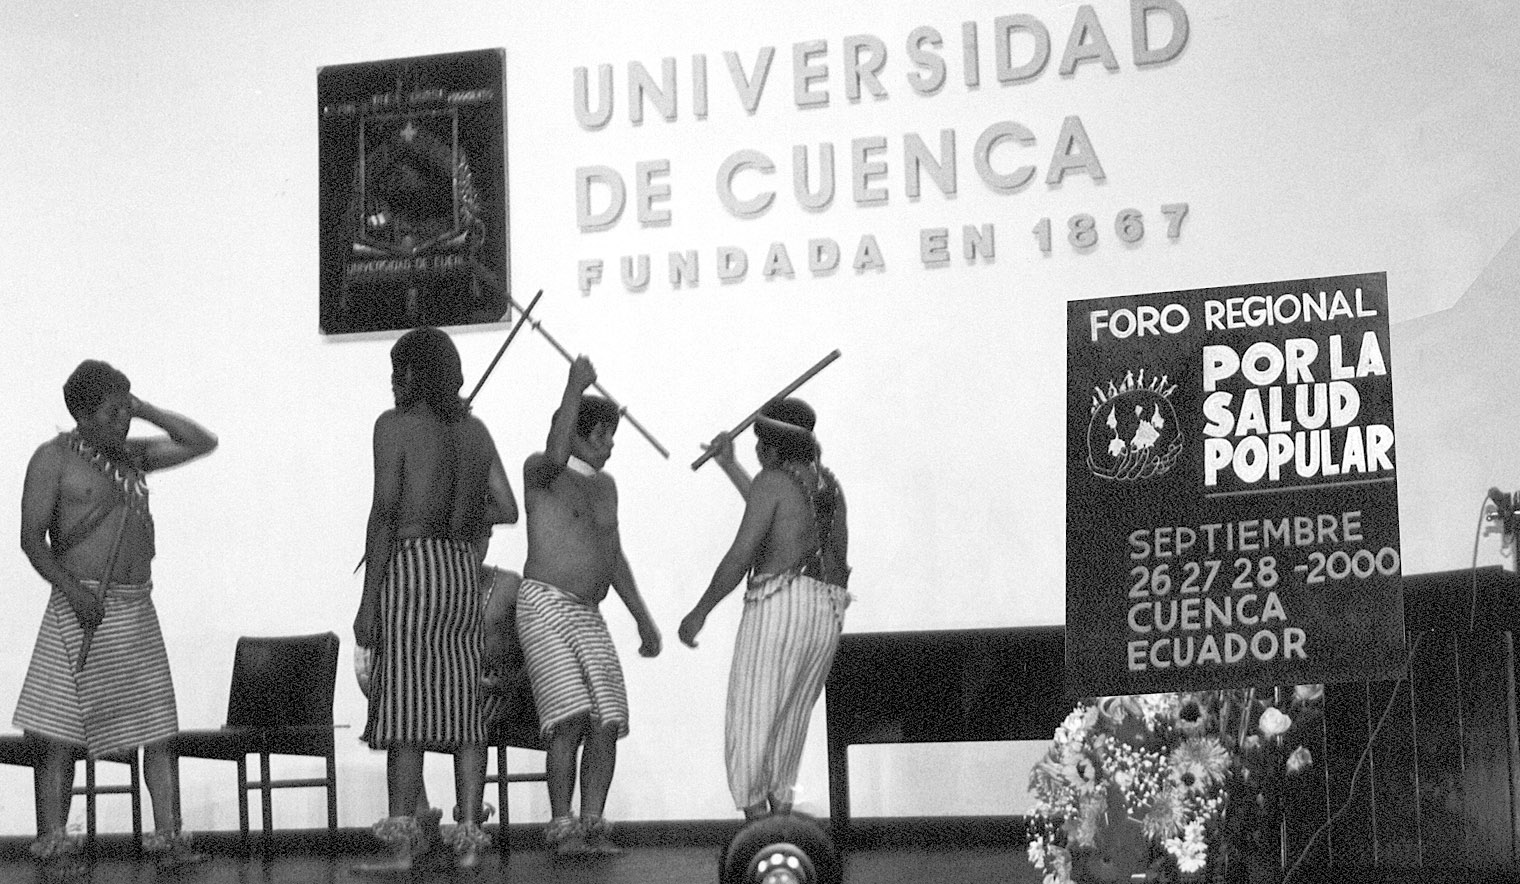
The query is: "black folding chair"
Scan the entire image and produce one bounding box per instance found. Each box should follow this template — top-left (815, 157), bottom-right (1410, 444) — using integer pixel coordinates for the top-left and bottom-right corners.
top-left (169, 632), bottom-right (340, 852)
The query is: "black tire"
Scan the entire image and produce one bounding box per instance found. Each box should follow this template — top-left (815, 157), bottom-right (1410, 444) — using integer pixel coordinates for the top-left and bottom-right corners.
top-left (720, 814), bottom-right (841, 884)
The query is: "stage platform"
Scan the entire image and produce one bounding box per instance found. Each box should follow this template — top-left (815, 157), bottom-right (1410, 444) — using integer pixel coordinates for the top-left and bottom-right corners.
top-left (0, 848), bottom-right (1016, 884)
top-left (0, 816), bottom-right (1021, 884)
top-left (2, 816), bottom-right (1514, 882)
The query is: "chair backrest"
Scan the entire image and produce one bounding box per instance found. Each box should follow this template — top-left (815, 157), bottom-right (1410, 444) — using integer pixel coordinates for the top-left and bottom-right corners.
top-left (485, 666), bottom-right (545, 752)
top-left (225, 632), bottom-right (340, 730)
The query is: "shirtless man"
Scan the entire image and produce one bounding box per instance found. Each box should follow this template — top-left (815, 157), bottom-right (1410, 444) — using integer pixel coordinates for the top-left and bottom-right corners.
top-left (679, 398), bottom-right (850, 820)
top-left (518, 356), bottom-right (661, 855)
top-left (353, 326), bottom-right (517, 871)
top-left (14, 360), bottom-right (217, 868)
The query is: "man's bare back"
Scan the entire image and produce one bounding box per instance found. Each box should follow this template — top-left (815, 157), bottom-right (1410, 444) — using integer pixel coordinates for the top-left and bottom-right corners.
top-left (678, 405), bottom-right (850, 650)
top-left (381, 409), bottom-right (500, 541)
top-left (747, 463), bottom-right (850, 585)
top-left (355, 329), bottom-right (516, 649)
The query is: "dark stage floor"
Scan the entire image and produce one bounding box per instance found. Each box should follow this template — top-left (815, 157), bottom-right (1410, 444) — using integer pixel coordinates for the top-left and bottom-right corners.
top-left (0, 845), bottom-right (1024, 884)
top-left (2, 827), bottom-right (1503, 884)
top-left (0, 818), bottom-right (1029, 884)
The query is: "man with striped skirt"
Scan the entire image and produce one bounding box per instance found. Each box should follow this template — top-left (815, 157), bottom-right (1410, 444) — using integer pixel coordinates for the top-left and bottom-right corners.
top-left (518, 356), bottom-right (662, 856)
top-left (14, 360), bottom-right (218, 868)
top-left (354, 327), bottom-right (518, 871)
top-left (679, 398), bottom-right (851, 821)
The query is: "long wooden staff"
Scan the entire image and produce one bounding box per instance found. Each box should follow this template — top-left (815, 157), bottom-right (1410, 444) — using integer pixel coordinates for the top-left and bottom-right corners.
top-left (466, 289), bottom-right (541, 405)
top-left (690, 349), bottom-right (841, 471)
top-left (503, 292), bottom-right (670, 460)
top-left (78, 507), bottom-right (130, 672)
top-left (353, 300), bottom-right (542, 574)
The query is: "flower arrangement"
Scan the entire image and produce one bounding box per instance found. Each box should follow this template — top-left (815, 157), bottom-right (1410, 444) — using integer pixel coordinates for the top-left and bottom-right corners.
top-left (1026, 685), bottom-right (1324, 884)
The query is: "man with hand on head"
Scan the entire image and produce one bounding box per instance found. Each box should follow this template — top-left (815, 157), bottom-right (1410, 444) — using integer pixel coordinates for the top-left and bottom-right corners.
top-left (15, 359), bottom-right (218, 870)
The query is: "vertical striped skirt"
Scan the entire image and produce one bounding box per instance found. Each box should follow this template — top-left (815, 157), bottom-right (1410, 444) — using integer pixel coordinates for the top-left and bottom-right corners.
top-left (516, 579), bottom-right (629, 740)
top-left (363, 538), bottom-right (485, 750)
top-left (724, 572), bottom-right (849, 810)
top-left (12, 582), bottom-right (178, 758)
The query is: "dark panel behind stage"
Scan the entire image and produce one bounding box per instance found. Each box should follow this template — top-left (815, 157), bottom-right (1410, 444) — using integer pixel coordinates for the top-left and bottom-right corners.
top-left (825, 625), bottom-right (1067, 842)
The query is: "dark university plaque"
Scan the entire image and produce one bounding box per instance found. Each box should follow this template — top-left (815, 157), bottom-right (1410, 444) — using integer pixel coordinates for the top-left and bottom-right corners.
top-left (318, 48), bottom-right (508, 335)
top-left (1066, 273), bottom-right (1403, 697)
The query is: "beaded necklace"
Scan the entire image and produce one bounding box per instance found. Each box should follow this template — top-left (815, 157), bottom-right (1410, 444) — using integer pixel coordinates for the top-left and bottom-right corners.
top-left (67, 431), bottom-right (151, 521)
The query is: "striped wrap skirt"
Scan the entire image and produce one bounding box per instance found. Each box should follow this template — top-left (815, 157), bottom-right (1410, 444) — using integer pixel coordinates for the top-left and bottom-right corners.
top-left (516, 579), bottom-right (629, 740)
top-left (13, 581), bottom-right (178, 758)
top-left (724, 571), bottom-right (850, 810)
top-left (363, 538), bottom-right (485, 750)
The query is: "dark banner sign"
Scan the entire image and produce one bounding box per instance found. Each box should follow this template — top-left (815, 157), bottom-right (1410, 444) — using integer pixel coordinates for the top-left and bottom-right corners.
top-left (1065, 272), bottom-right (1403, 697)
top-left (318, 48), bottom-right (509, 335)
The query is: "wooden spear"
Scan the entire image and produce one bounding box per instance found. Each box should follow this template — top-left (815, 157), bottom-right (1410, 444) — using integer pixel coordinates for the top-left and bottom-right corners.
top-left (690, 349), bottom-right (841, 471)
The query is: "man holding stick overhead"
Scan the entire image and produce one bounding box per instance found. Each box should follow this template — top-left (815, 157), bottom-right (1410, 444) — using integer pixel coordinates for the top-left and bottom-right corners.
top-left (519, 355), bottom-right (661, 856)
top-left (14, 360), bottom-right (218, 869)
top-left (354, 326), bottom-right (517, 871)
top-left (679, 398), bottom-right (850, 820)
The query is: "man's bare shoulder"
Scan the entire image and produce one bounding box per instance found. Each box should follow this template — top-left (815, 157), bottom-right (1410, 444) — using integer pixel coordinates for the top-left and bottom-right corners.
top-left (370, 409), bottom-right (410, 449)
top-left (25, 436), bottom-right (67, 473)
top-left (750, 467), bottom-right (792, 494)
top-left (458, 414), bottom-right (498, 447)
top-left (739, 468), bottom-right (788, 507)
top-left (523, 451), bottom-right (556, 490)
top-left (376, 406), bottom-right (453, 438)
top-left (35, 434), bottom-right (66, 454)
top-left (372, 407), bottom-right (405, 430)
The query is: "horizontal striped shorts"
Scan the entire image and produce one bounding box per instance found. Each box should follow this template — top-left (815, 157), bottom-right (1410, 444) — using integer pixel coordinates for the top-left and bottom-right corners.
top-left (13, 581), bottom-right (178, 757)
top-left (516, 579), bottom-right (629, 740)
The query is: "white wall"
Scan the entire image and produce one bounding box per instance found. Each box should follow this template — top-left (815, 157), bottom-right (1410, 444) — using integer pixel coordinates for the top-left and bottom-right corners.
top-left (3, 0), bottom-right (1519, 836)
